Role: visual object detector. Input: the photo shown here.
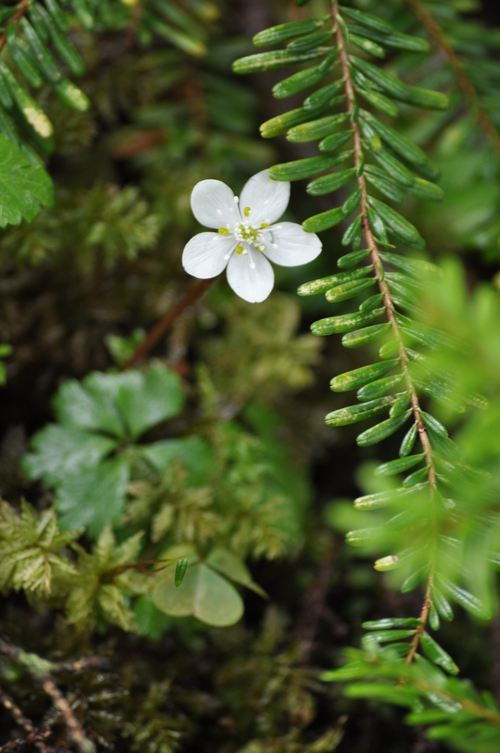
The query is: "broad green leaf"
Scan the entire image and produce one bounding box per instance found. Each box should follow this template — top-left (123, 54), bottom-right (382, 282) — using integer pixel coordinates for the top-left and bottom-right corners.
top-left (0, 133), bottom-right (53, 227)
top-left (206, 548), bottom-right (267, 598)
top-left (153, 561), bottom-right (244, 627)
top-left (22, 425), bottom-right (117, 485)
top-left (56, 457), bottom-right (130, 537)
top-left (138, 436), bottom-right (214, 486)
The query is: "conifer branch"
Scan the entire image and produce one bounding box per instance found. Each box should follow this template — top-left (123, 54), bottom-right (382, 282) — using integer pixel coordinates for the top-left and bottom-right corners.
top-left (405, 0), bottom-right (500, 159)
top-left (331, 0), bottom-right (438, 652)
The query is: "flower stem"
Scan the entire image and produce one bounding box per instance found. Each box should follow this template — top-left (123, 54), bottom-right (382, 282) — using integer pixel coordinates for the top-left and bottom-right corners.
top-left (122, 278), bottom-right (213, 369)
top-left (331, 0), bottom-right (438, 655)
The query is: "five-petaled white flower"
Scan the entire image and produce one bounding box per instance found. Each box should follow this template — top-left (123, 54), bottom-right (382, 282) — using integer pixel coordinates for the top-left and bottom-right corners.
top-left (182, 169), bottom-right (322, 303)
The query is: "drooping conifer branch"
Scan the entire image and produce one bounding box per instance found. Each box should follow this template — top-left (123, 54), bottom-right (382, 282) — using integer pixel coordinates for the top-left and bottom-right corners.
top-left (331, 0), bottom-right (438, 652)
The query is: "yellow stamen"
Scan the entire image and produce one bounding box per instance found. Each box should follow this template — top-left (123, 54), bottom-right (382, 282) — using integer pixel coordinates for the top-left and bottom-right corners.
top-left (244, 207), bottom-right (251, 218)
top-left (260, 222), bottom-right (269, 229)
top-left (218, 227), bottom-right (230, 235)
top-left (236, 245), bottom-right (244, 254)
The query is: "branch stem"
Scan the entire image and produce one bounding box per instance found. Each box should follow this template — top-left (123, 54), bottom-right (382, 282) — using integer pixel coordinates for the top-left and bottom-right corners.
top-left (405, 0), bottom-right (500, 159)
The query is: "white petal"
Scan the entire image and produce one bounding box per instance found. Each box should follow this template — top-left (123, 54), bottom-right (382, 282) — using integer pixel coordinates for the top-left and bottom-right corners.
top-left (239, 169), bottom-right (290, 225)
top-left (263, 222), bottom-right (322, 267)
top-left (191, 179), bottom-right (239, 229)
top-left (182, 232), bottom-right (235, 279)
top-left (226, 247), bottom-right (274, 303)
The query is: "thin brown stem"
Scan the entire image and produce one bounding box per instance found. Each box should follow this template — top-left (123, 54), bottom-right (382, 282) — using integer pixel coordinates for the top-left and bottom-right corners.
top-left (331, 0), bottom-right (438, 655)
top-left (121, 278), bottom-right (213, 370)
top-left (405, 0), bottom-right (500, 159)
top-left (0, 0), bottom-right (31, 52)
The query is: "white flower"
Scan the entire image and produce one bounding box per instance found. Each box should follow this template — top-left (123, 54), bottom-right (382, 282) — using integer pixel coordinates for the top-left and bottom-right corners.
top-left (182, 169), bottom-right (322, 303)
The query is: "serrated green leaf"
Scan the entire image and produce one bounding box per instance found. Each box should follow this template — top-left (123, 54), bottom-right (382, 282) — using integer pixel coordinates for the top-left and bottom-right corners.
top-left (0, 133), bottom-right (53, 226)
top-left (356, 409), bottom-right (411, 447)
top-left (138, 436), bottom-right (213, 486)
top-left (341, 322), bottom-right (389, 348)
top-left (56, 457), bottom-right (130, 537)
top-left (311, 307), bottom-right (384, 336)
top-left (113, 364), bottom-right (185, 440)
top-left (22, 425), bottom-right (117, 486)
top-left (325, 395), bottom-right (396, 427)
top-left (331, 359), bottom-right (396, 392)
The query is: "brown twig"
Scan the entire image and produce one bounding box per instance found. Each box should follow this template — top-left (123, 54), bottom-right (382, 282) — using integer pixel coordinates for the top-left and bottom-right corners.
top-left (0, 638), bottom-right (101, 753)
top-left (122, 278), bottom-right (213, 369)
top-left (0, 0), bottom-right (31, 52)
top-left (331, 1), bottom-right (438, 658)
top-left (405, 0), bottom-right (500, 159)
